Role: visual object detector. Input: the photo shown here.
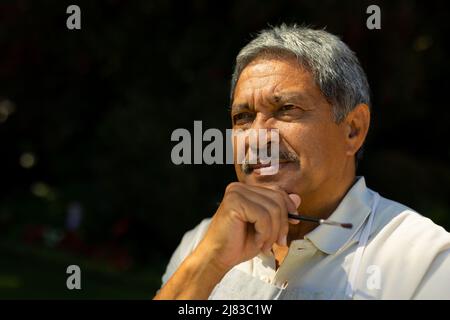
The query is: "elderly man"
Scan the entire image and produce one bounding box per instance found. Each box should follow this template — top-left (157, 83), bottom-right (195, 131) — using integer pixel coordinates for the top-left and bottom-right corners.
top-left (154, 25), bottom-right (450, 300)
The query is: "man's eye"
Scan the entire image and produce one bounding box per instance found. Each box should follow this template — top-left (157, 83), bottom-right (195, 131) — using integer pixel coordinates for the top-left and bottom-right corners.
top-left (278, 104), bottom-right (297, 112)
top-left (276, 105), bottom-right (303, 121)
top-left (233, 112), bottom-right (255, 125)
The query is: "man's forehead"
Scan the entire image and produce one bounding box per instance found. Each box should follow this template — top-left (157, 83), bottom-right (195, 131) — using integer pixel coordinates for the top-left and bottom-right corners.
top-left (232, 59), bottom-right (315, 107)
top-left (235, 58), bottom-right (312, 92)
top-left (239, 57), bottom-right (306, 80)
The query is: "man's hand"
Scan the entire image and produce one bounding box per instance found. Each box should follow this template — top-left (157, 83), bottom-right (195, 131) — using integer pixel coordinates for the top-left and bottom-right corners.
top-left (154, 182), bottom-right (301, 299)
top-left (194, 182), bottom-right (301, 271)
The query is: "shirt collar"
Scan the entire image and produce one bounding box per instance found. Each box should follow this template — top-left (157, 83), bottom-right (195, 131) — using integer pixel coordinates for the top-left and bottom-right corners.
top-left (302, 176), bottom-right (373, 255)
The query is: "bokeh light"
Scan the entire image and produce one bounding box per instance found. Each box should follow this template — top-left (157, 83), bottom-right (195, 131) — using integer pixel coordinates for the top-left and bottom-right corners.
top-left (19, 153), bottom-right (36, 169)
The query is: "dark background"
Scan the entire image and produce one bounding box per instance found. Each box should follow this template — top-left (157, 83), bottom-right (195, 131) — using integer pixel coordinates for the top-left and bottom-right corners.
top-left (1, 0), bottom-right (449, 298)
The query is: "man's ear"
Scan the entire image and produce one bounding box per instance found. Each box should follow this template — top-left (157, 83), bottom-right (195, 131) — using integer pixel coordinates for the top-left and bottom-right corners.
top-left (344, 103), bottom-right (370, 157)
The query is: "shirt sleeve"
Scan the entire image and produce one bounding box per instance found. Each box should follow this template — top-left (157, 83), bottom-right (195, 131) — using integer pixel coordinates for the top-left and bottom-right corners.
top-left (158, 218), bottom-right (212, 290)
top-left (412, 249), bottom-right (450, 299)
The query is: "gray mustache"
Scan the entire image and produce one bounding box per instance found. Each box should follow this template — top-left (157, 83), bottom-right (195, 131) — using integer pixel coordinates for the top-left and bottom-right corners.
top-left (241, 151), bottom-right (299, 174)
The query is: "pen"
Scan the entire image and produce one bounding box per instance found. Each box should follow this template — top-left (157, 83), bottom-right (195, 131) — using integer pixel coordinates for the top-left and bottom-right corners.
top-left (288, 213), bottom-right (353, 229)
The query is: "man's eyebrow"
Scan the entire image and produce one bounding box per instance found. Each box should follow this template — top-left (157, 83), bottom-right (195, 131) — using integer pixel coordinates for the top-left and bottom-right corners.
top-left (272, 92), bottom-right (308, 104)
top-left (230, 103), bottom-right (252, 113)
top-left (230, 92), bottom-right (311, 112)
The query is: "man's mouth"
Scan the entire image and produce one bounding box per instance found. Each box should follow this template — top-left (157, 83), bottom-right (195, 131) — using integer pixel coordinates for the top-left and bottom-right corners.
top-left (242, 159), bottom-right (298, 175)
top-left (241, 149), bottom-right (299, 175)
top-left (247, 160), bottom-right (291, 170)
top-left (248, 162), bottom-right (273, 170)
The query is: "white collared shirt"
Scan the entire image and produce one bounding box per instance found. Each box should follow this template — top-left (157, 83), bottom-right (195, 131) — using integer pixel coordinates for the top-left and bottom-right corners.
top-left (160, 177), bottom-right (450, 299)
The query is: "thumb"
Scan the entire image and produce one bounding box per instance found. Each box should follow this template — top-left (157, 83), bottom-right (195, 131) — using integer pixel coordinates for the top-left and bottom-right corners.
top-left (288, 194), bottom-right (301, 212)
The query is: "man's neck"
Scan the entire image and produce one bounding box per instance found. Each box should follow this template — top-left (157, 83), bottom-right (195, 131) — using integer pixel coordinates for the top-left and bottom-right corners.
top-left (288, 173), bottom-right (357, 242)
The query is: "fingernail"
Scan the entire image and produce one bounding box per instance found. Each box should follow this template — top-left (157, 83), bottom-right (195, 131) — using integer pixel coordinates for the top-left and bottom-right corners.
top-left (288, 194), bottom-right (301, 210)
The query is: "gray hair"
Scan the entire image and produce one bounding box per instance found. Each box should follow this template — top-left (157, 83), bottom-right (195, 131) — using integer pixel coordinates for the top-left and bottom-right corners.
top-left (230, 24), bottom-right (371, 163)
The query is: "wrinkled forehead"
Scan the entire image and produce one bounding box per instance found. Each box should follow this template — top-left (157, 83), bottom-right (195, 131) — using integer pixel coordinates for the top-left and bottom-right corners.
top-left (232, 56), bottom-right (317, 106)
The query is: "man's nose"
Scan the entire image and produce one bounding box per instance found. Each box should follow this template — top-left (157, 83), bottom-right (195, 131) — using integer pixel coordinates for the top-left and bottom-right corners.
top-left (250, 112), bottom-right (272, 130)
top-left (247, 114), bottom-right (278, 151)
